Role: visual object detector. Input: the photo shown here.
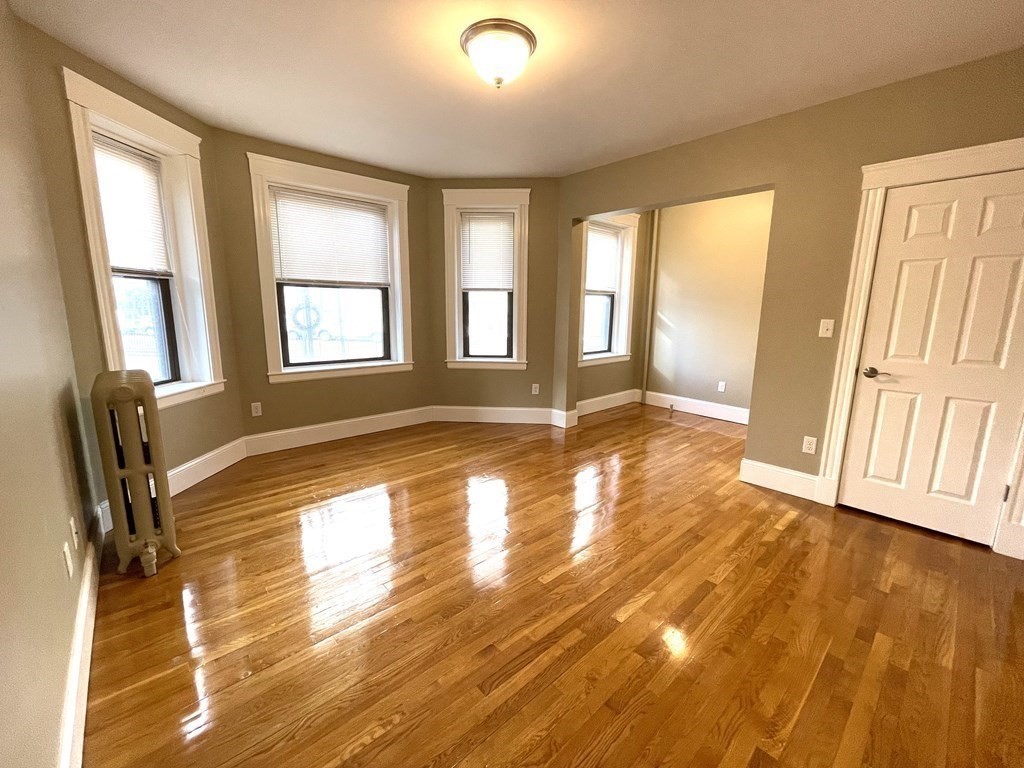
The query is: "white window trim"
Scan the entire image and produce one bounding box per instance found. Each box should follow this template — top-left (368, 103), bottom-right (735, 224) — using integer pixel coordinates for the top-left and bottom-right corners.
top-left (443, 188), bottom-right (530, 369)
top-left (578, 213), bottom-right (640, 366)
top-left (247, 153), bottom-right (413, 382)
top-left (64, 69), bottom-right (224, 408)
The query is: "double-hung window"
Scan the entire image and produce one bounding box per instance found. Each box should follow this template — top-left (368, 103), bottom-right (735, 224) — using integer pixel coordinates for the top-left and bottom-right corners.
top-left (66, 69), bottom-right (224, 408)
top-left (579, 214), bottom-right (640, 365)
top-left (443, 189), bottom-right (529, 369)
top-left (249, 154), bottom-right (412, 382)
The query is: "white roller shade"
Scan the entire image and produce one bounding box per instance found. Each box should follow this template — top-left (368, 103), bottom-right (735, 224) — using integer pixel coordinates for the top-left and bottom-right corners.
top-left (270, 186), bottom-right (390, 284)
top-left (585, 223), bottom-right (621, 292)
top-left (460, 211), bottom-right (514, 290)
top-left (93, 133), bottom-right (171, 274)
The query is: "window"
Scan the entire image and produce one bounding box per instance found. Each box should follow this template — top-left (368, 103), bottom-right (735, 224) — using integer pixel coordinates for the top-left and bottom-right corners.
top-left (579, 214), bottom-right (640, 365)
top-left (443, 189), bottom-right (530, 369)
top-left (66, 69), bottom-right (224, 408)
top-left (94, 136), bottom-right (179, 384)
top-left (249, 154), bottom-right (412, 382)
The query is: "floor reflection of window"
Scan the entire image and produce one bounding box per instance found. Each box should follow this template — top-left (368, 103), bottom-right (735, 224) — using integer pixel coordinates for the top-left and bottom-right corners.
top-left (300, 484), bottom-right (394, 633)
top-left (572, 465), bottom-right (599, 554)
top-left (467, 476), bottom-right (509, 588)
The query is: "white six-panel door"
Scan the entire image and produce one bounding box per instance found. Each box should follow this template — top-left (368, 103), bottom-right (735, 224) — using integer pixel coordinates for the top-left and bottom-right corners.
top-left (839, 169), bottom-right (1024, 543)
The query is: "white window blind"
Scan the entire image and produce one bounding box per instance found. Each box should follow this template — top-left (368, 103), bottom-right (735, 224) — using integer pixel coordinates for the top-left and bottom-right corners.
top-left (93, 133), bottom-right (171, 274)
top-left (269, 186), bottom-right (390, 284)
top-left (585, 223), bottom-right (621, 292)
top-left (460, 211), bottom-right (514, 290)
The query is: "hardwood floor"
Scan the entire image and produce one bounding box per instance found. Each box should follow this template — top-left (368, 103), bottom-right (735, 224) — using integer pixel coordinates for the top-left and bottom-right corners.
top-left (84, 405), bottom-right (1024, 767)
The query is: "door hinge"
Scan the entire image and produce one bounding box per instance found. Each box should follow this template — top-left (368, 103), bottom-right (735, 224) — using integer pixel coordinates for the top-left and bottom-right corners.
top-left (1004, 485), bottom-right (1012, 503)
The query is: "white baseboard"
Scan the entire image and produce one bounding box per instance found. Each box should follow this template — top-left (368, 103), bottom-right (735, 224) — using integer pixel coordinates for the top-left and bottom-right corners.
top-left (645, 391), bottom-right (750, 425)
top-left (247, 406), bottom-right (433, 456)
top-left (577, 389), bottom-right (642, 416)
top-left (553, 409), bottom-right (578, 429)
top-left (739, 458), bottom-right (819, 502)
top-left (168, 437), bottom-right (248, 494)
top-left (58, 533), bottom-right (99, 768)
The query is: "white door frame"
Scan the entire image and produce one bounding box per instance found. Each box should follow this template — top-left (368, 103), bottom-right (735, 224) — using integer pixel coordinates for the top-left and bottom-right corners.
top-left (817, 136), bottom-right (1024, 557)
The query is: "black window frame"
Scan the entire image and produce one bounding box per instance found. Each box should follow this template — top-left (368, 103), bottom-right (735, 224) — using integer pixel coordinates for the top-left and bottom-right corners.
top-left (277, 280), bottom-right (392, 368)
top-left (582, 290), bottom-right (616, 356)
top-left (111, 268), bottom-right (181, 386)
top-left (462, 289), bottom-right (513, 359)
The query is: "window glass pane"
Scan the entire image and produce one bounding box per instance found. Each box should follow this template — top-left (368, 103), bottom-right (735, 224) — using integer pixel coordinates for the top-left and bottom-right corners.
top-left (269, 187), bottom-right (390, 285)
top-left (93, 134), bottom-right (171, 273)
top-left (465, 290), bottom-right (511, 357)
top-left (582, 293), bottom-right (613, 354)
top-left (280, 284), bottom-right (386, 365)
top-left (585, 224), bottom-right (620, 292)
top-left (112, 275), bottom-right (175, 383)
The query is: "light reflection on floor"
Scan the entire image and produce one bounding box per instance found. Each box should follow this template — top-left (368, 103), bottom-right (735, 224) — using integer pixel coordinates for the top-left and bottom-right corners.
top-left (300, 484), bottom-right (395, 634)
top-left (466, 475), bottom-right (509, 588)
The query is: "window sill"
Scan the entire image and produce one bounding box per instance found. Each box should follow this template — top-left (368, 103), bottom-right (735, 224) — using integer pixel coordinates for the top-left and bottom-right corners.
top-left (445, 359), bottom-right (528, 371)
top-left (268, 361), bottom-right (413, 383)
top-left (155, 379), bottom-right (226, 409)
top-left (578, 353), bottom-right (632, 368)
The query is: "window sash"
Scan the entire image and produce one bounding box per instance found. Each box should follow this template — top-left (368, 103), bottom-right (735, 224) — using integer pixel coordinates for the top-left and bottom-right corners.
top-left (582, 290), bottom-right (616, 356)
top-left (111, 271), bottom-right (180, 385)
top-left (462, 290), bottom-right (513, 359)
top-left (276, 281), bottom-right (391, 367)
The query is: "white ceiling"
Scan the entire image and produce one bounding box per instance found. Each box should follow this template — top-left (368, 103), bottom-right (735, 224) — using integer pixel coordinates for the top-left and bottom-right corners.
top-left (12, 1), bottom-right (1024, 178)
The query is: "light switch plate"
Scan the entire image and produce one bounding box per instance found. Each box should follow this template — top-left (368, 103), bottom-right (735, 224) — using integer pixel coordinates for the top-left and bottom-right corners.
top-left (818, 319), bottom-right (835, 338)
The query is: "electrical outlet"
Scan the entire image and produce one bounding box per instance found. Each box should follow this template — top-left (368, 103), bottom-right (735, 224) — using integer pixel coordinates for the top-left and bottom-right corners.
top-left (818, 319), bottom-right (835, 338)
top-left (251, 402), bottom-right (263, 417)
top-left (802, 436), bottom-right (818, 455)
top-left (717, 381), bottom-right (726, 393)
top-left (62, 542), bottom-right (74, 579)
top-left (68, 517), bottom-right (80, 550)
top-left (531, 384), bottom-right (540, 395)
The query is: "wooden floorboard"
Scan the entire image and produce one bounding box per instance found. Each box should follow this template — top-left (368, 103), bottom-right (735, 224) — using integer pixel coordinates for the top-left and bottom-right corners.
top-left (84, 404), bottom-right (1024, 767)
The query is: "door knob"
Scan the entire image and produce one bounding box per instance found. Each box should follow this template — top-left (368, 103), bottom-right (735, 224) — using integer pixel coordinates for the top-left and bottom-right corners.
top-left (862, 366), bottom-right (890, 379)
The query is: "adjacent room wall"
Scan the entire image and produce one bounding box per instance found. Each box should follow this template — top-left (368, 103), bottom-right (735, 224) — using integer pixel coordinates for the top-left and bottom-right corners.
top-left (0, 2), bottom-right (94, 765)
top-left (18, 20), bottom-right (246, 478)
top-left (647, 191), bottom-right (773, 411)
top-left (575, 211), bottom-right (655, 403)
top-left (557, 46), bottom-right (1024, 473)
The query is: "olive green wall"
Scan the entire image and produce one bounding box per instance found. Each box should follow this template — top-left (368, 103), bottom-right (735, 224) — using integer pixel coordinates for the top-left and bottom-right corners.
top-left (18, 20), bottom-right (246, 482)
top-left (426, 178), bottom-right (561, 408)
top-left (0, 2), bottom-right (94, 764)
top-left (557, 47), bottom-right (1024, 473)
top-left (575, 211), bottom-right (655, 402)
top-left (647, 191), bottom-right (773, 409)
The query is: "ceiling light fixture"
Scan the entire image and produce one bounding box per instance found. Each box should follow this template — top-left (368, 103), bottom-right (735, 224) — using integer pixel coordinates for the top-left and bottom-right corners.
top-left (460, 18), bottom-right (537, 89)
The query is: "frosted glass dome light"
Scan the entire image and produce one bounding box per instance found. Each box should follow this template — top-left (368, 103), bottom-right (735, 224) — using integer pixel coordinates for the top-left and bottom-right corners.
top-left (460, 19), bottom-right (537, 89)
